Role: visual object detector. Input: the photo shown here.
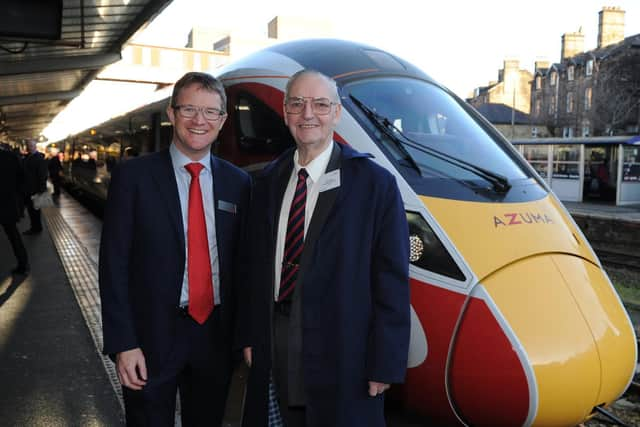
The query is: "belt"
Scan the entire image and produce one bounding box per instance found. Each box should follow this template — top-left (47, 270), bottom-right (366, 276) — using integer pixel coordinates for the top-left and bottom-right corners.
top-left (274, 300), bottom-right (292, 317)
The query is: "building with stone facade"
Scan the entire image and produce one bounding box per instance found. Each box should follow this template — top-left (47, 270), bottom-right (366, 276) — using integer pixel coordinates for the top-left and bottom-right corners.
top-left (468, 59), bottom-right (533, 114)
top-left (530, 7), bottom-right (640, 138)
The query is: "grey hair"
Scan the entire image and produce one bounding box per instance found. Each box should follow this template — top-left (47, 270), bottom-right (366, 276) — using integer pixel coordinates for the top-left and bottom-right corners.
top-left (285, 69), bottom-right (339, 102)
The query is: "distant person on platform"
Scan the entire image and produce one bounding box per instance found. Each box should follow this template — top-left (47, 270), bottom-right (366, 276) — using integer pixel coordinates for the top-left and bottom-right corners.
top-left (0, 145), bottom-right (29, 275)
top-left (48, 150), bottom-right (63, 198)
top-left (237, 69), bottom-right (410, 427)
top-left (22, 139), bottom-right (48, 235)
top-left (99, 71), bottom-right (251, 426)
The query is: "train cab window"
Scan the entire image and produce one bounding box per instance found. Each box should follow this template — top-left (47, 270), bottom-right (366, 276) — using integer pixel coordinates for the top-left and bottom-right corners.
top-left (235, 92), bottom-right (294, 155)
top-left (344, 77), bottom-right (536, 202)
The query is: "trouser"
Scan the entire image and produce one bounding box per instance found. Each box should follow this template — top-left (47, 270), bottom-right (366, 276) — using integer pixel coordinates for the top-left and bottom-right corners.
top-left (122, 308), bottom-right (231, 427)
top-left (1, 222), bottom-right (28, 268)
top-left (25, 196), bottom-right (42, 231)
top-left (51, 177), bottom-right (62, 196)
top-left (273, 306), bottom-right (307, 427)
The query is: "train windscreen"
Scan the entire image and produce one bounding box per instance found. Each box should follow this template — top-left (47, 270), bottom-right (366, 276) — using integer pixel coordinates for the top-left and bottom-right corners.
top-left (344, 77), bottom-right (545, 202)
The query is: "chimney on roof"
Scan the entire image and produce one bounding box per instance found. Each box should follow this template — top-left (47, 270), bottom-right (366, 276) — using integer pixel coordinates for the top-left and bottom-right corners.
top-left (598, 6), bottom-right (625, 49)
top-left (534, 60), bottom-right (550, 72)
top-left (561, 31), bottom-right (584, 61)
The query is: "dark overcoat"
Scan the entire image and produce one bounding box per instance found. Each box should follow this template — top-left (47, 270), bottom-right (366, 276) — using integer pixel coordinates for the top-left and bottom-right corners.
top-left (23, 150), bottom-right (47, 195)
top-left (99, 149), bottom-right (250, 375)
top-left (0, 149), bottom-right (24, 224)
top-left (237, 143), bottom-right (410, 427)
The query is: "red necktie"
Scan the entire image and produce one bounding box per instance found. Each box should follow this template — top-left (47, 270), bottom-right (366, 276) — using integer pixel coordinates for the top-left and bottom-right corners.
top-left (185, 162), bottom-right (214, 324)
top-left (278, 168), bottom-right (308, 302)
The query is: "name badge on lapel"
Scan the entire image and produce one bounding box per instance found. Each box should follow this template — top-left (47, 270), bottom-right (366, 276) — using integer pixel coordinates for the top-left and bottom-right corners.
top-left (218, 200), bottom-right (237, 214)
top-left (318, 169), bottom-right (340, 193)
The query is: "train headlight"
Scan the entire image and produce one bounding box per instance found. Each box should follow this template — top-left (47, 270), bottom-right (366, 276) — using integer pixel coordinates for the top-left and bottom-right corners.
top-left (406, 211), bottom-right (465, 281)
top-left (409, 234), bottom-right (424, 262)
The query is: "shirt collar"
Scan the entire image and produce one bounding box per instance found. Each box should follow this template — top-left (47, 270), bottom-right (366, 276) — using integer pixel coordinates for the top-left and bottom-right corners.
top-left (293, 141), bottom-right (333, 182)
top-left (170, 143), bottom-right (210, 173)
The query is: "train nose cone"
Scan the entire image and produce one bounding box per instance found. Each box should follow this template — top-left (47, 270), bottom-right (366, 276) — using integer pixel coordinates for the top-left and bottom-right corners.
top-left (449, 254), bottom-right (637, 427)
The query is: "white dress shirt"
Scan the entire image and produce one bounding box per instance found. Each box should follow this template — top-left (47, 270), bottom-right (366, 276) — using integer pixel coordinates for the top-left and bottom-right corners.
top-left (170, 144), bottom-right (221, 306)
top-left (274, 142), bottom-right (333, 300)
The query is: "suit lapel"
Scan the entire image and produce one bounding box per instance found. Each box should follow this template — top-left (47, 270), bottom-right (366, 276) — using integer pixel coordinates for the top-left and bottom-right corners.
top-left (150, 150), bottom-right (184, 251)
top-left (270, 151), bottom-right (295, 240)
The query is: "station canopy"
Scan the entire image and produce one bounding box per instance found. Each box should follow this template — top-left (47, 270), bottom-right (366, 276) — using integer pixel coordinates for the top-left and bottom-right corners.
top-left (0, 0), bottom-right (173, 144)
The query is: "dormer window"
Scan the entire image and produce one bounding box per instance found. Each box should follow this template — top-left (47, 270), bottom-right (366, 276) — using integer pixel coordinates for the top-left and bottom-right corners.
top-left (586, 59), bottom-right (593, 76)
top-left (567, 65), bottom-right (574, 81)
top-left (535, 76), bottom-right (542, 90)
top-left (550, 71), bottom-right (557, 86)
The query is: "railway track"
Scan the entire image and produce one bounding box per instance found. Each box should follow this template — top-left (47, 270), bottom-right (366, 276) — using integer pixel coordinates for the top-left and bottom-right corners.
top-left (594, 248), bottom-right (640, 273)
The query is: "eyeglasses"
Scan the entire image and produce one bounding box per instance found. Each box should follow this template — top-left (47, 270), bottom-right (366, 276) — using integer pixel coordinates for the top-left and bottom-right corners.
top-left (173, 105), bottom-right (226, 121)
top-left (284, 97), bottom-right (338, 115)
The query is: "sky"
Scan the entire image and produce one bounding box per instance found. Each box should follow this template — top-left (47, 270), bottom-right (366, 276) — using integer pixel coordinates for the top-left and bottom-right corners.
top-left (133, 0), bottom-right (640, 98)
top-left (43, 0), bottom-right (640, 141)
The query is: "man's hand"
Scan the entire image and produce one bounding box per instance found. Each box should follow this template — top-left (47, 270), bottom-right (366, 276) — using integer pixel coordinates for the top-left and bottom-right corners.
top-left (368, 381), bottom-right (390, 397)
top-left (116, 348), bottom-right (147, 390)
top-left (243, 347), bottom-right (252, 367)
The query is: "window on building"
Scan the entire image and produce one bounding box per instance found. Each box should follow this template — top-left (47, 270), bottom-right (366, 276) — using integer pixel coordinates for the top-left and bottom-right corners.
top-left (586, 59), bottom-right (593, 76)
top-left (535, 99), bottom-right (541, 116)
top-left (566, 92), bottom-right (574, 113)
top-left (582, 126), bottom-right (590, 137)
top-left (535, 76), bottom-right (542, 90)
top-left (532, 127), bottom-right (539, 137)
top-left (549, 95), bottom-right (556, 115)
top-left (550, 71), bottom-right (557, 86)
top-left (567, 65), bottom-right (575, 81)
top-left (584, 87), bottom-right (592, 111)
top-left (562, 127), bottom-right (574, 138)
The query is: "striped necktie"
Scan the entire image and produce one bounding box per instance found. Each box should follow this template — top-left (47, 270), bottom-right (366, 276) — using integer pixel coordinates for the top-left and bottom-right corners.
top-left (278, 168), bottom-right (308, 302)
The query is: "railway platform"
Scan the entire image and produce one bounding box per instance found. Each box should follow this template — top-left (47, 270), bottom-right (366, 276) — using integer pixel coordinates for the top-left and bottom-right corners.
top-left (0, 190), bottom-right (637, 426)
top-left (0, 192), bottom-right (123, 426)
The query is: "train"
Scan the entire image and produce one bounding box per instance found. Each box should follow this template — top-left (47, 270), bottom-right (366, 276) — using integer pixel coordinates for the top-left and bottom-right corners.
top-left (58, 39), bottom-right (637, 426)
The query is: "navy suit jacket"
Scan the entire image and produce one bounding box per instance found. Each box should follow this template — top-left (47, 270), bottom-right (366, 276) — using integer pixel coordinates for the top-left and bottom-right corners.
top-left (99, 149), bottom-right (250, 374)
top-left (238, 143), bottom-right (410, 427)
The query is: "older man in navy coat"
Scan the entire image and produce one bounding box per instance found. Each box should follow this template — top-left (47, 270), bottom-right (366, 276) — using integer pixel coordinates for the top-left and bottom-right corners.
top-left (238, 70), bottom-right (410, 427)
top-left (99, 72), bottom-right (250, 426)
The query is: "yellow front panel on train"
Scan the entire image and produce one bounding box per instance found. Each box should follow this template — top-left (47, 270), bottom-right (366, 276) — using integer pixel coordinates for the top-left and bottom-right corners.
top-left (483, 255), bottom-right (601, 425)
top-left (420, 195), bottom-right (596, 281)
top-left (551, 254), bottom-right (637, 405)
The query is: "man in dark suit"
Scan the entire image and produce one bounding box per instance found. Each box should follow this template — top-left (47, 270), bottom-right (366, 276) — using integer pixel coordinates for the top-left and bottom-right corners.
top-left (238, 70), bottom-right (410, 427)
top-left (47, 150), bottom-right (63, 198)
top-left (99, 72), bottom-right (251, 426)
top-left (0, 145), bottom-right (29, 275)
top-left (22, 139), bottom-right (48, 234)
